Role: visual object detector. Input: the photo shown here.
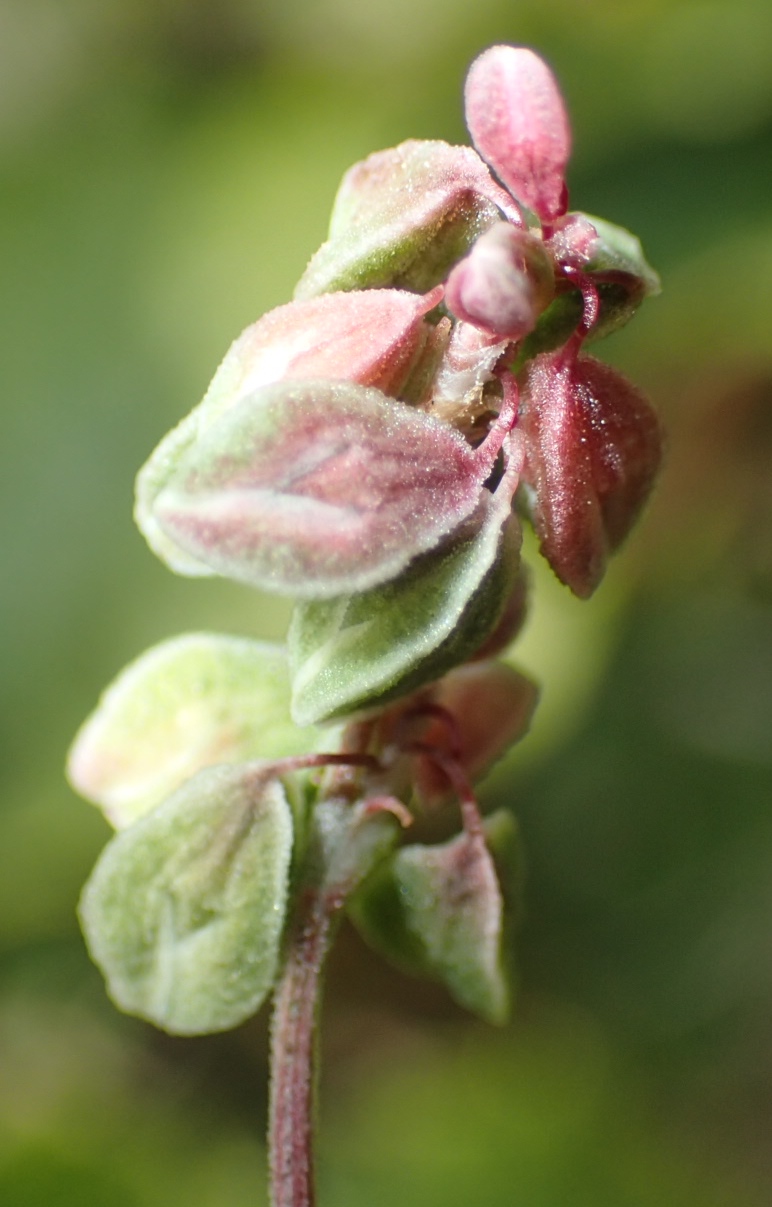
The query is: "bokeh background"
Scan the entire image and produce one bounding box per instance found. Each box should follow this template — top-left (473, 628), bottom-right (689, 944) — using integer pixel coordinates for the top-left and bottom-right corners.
top-left (2, 0), bottom-right (772, 1202)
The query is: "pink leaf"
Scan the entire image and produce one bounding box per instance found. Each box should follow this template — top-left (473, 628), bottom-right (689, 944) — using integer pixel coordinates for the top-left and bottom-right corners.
top-left (520, 352), bottom-right (663, 597)
top-left (205, 287), bottom-right (444, 411)
top-left (415, 661), bottom-right (539, 804)
top-left (135, 289), bottom-right (442, 578)
top-left (153, 380), bottom-right (499, 599)
top-left (464, 45), bottom-right (571, 224)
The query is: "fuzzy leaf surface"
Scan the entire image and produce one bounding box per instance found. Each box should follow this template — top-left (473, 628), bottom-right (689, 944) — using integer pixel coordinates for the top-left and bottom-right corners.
top-left (135, 290), bottom-right (440, 575)
top-left (79, 765), bottom-right (293, 1035)
top-left (153, 380), bottom-right (492, 599)
top-left (520, 352), bottom-right (663, 596)
top-left (294, 140), bottom-right (517, 299)
top-left (289, 495), bottom-right (522, 726)
top-left (315, 797), bottom-right (405, 900)
top-left (464, 45), bottom-right (571, 222)
top-left (350, 812), bottom-right (519, 1023)
top-left (67, 635), bottom-right (329, 829)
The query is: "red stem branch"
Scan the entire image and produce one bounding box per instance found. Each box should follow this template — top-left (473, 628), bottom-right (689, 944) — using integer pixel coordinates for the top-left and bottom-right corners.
top-left (268, 886), bottom-right (335, 1207)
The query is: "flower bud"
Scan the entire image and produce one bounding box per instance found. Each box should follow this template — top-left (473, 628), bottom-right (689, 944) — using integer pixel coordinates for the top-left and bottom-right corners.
top-left (464, 45), bottom-right (571, 223)
top-left (444, 222), bottom-right (554, 340)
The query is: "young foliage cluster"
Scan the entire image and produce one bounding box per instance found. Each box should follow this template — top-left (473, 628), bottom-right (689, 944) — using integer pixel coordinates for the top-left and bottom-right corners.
top-left (68, 46), bottom-right (661, 1040)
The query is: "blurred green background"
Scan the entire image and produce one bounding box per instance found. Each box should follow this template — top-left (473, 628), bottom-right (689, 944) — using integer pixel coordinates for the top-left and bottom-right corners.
top-left (2, 0), bottom-right (772, 1202)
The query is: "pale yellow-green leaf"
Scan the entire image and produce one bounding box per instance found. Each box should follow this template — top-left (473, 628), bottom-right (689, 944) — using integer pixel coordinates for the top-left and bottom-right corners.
top-left (79, 764), bottom-right (293, 1035)
top-left (68, 634), bottom-right (332, 828)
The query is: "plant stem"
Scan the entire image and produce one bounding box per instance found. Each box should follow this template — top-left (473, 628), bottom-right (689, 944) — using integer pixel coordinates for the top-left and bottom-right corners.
top-left (267, 764), bottom-right (402, 1207)
top-left (268, 885), bottom-right (334, 1207)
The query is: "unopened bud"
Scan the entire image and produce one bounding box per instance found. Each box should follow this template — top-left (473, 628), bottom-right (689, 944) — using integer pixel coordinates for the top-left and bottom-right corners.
top-left (445, 223), bottom-right (553, 340)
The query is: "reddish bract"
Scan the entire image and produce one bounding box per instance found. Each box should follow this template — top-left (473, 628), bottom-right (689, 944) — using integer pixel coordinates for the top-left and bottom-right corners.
top-left (519, 352), bottom-right (663, 597)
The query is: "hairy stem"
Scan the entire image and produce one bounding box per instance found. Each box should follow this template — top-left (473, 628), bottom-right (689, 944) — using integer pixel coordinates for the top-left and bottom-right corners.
top-left (268, 885), bottom-right (335, 1207)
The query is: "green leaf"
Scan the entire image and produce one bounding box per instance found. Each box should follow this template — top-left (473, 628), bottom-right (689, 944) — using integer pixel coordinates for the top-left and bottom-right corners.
top-left (294, 140), bottom-right (517, 299)
top-left (350, 811), bottom-right (521, 1024)
top-left (315, 797), bottom-right (405, 898)
top-left (79, 764), bottom-right (293, 1035)
top-left (153, 379), bottom-right (493, 599)
top-left (289, 495), bottom-right (522, 726)
top-left (68, 635), bottom-right (331, 829)
top-left (135, 407), bottom-right (212, 578)
top-left (582, 213), bottom-right (661, 294)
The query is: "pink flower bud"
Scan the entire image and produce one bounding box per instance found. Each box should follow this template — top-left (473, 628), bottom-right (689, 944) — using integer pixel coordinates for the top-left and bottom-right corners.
top-left (519, 351), bottom-right (663, 597)
top-left (444, 222), bottom-right (554, 340)
top-left (464, 45), bottom-right (571, 224)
